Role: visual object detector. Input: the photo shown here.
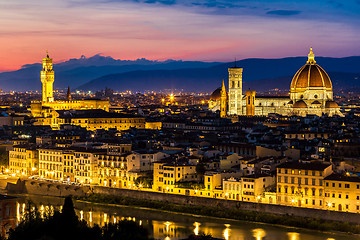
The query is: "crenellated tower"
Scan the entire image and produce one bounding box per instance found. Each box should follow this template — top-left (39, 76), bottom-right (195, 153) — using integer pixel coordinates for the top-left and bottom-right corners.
top-left (41, 51), bottom-right (54, 103)
top-left (228, 62), bottom-right (243, 115)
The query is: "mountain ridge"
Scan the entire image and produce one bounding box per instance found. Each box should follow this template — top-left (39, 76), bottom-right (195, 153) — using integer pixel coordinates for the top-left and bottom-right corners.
top-left (1, 54), bottom-right (360, 92)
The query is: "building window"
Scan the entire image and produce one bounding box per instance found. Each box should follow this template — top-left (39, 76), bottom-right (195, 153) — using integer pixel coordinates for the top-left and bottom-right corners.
top-left (345, 184), bottom-right (350, 188)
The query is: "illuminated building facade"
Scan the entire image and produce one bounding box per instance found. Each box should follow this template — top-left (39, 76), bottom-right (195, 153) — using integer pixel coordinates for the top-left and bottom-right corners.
top-left (74, 150), bottom-right (100, 184)
top-left (228, 66), bottom-right (243, 115)
top-left (97, 153), bottom-right (128, 188)
top-left (9, 146), bottom-right (38, 176)
top-left (277, 161), bottom-right (332, 209)
top-left (33, 109), bottom-right (146, 130)
top-left (209, 48), bottom-right (342, 117)
top-left (324, 173), bottom-right (360, 213)
top-left (153, 162), bottom-right (198, 193)
top-left (38, 148), bottom-right (66, 180)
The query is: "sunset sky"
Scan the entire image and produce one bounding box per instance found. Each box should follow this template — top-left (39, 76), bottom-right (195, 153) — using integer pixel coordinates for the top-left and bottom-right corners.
top-left (0, 0), bottom-right (360, 72)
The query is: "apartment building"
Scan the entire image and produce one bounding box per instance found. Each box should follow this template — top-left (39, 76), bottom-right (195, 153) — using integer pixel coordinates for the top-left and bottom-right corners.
top-left (9, 145), bottom-right (38, 176)
top-left (97, 153), bottom-right (129, 188)
top-left (277, 161), bottom-right (332, 209)
top-left (39, 148), bottom-right (65, 180)
top-left (324, 173), bottom-right (360, 213)
top-left (153, 162), bottom-right (197, 193)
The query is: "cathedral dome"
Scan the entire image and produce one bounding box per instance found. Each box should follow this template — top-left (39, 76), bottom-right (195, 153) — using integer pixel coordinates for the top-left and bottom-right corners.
top-left (293, 100), bottom-right (307, 108)
top-left (325, 100), bottom-right (339, 108)
top-left (210, 88), bottom-right (221, 100)
top-left (290, 48), bottom-right (332, 92)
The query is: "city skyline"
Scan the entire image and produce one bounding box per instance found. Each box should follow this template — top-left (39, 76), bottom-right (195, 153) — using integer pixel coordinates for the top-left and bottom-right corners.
top-left (1, 0), bottom-right (360, 72)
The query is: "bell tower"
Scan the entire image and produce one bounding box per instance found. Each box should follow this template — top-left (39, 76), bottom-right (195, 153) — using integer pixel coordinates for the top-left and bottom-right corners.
top-left (220, 79), bottom-right (227, 118)
top-left (41, 51), bottom-right (54, 103)
top-left (228, 60), bottom-right (243, 115)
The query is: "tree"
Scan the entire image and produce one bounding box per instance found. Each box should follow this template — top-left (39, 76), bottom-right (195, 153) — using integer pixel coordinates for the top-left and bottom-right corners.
top-left (7, 197), bottom-right (151, 240)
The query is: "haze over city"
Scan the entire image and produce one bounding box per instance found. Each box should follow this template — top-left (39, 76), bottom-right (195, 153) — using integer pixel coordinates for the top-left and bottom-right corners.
top-left (1, 0), bottom-right (360, 71)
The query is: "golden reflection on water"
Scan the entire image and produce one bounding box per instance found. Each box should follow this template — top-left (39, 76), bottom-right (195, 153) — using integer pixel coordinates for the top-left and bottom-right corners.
top-left (252, 228), bottom-right (266, 240)
top-left (223, 224), bottom-right (231, 240)
top-left (193, 222), bottom-right (200, 236)
top-left (287, 232), bottom-right (299, 240)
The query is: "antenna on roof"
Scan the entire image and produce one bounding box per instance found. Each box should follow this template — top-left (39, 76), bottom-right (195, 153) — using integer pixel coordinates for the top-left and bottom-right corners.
top-left (234, 57), bottom-right (237, 67)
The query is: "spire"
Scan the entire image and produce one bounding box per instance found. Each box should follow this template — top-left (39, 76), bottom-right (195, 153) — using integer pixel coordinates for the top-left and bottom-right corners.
top-left (222, 79), bottom-right (226, 92)
top-left (46, 50), bottom-right (49, 58)
top-left (307, 47), bottom-right (316, 65)
top-left (67, 86), bottom-right (71, 101)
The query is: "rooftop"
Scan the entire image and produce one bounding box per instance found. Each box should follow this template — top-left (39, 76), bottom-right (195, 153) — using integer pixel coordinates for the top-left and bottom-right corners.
top-left (277, 161), bottom-right (331, 171)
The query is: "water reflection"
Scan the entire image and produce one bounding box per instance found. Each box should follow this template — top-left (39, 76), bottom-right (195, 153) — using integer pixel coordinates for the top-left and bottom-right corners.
top-left (287, 232), bottom-right (300, 240)
top-left (14, 196), bottom-right (358, 240)
top-left (252, 228), bottom-right (266, 240)
top-left (223, 224), bottom-right (231, 240)
top-left (193, 222), bottom-right (200, 236)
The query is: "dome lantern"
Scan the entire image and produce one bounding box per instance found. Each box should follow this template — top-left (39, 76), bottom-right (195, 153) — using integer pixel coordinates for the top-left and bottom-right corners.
top-left (307, 47), bottom-right (316, 65)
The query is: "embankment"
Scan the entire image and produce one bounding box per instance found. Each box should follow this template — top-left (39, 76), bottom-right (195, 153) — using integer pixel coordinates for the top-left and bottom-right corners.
top-left (6, 179), bottom-right (360, 229)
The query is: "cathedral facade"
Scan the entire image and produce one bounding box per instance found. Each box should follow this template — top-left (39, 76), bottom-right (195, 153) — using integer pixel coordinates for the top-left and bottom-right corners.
top-left (209, 48), bottom-right (342, 117)
top-left (31, 53), bottom-right (109, 118)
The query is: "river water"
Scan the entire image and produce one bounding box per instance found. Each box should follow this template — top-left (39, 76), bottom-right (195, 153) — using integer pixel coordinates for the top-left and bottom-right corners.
top-left (15, 195), bottom-right (359, 240)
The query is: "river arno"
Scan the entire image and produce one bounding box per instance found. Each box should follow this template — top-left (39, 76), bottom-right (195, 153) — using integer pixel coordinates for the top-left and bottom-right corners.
top-left (15, 195), bottom-right (359, 240)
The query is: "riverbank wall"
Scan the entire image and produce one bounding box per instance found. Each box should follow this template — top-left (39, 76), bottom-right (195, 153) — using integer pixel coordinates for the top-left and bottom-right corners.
top-left (6, 179), bottom-right (89, 197)
top-left (6, 179), bottom-right (360, 225)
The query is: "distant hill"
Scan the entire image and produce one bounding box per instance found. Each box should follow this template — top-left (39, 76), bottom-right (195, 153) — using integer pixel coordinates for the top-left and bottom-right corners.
top-left (1, 54), bottom-right (360, 92)
top-left (78, 57), bottom-right (360, 92)
top-left (0, 55), bottom-right (220, 91)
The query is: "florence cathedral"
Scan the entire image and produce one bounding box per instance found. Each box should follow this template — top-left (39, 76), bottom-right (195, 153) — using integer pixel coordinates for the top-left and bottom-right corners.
top-left (209, 48), bottom-right (342, 117)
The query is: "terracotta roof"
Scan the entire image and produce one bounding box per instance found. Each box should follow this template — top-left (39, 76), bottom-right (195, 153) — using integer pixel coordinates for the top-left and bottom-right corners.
top-left (290, 63), bottom-right (332, 90)
top-left (293, 100), bottom-right (307, 108)
top-left (277, 161), bottom-right (331, 171)
top-left (325, 100), bottom-right (339, 108)
top-left (210, 88), bottom-right (221, 101)
top-left (324, 173), bottom-right (360, 183)
top-left (312, 100), bottom-right (321, 105)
